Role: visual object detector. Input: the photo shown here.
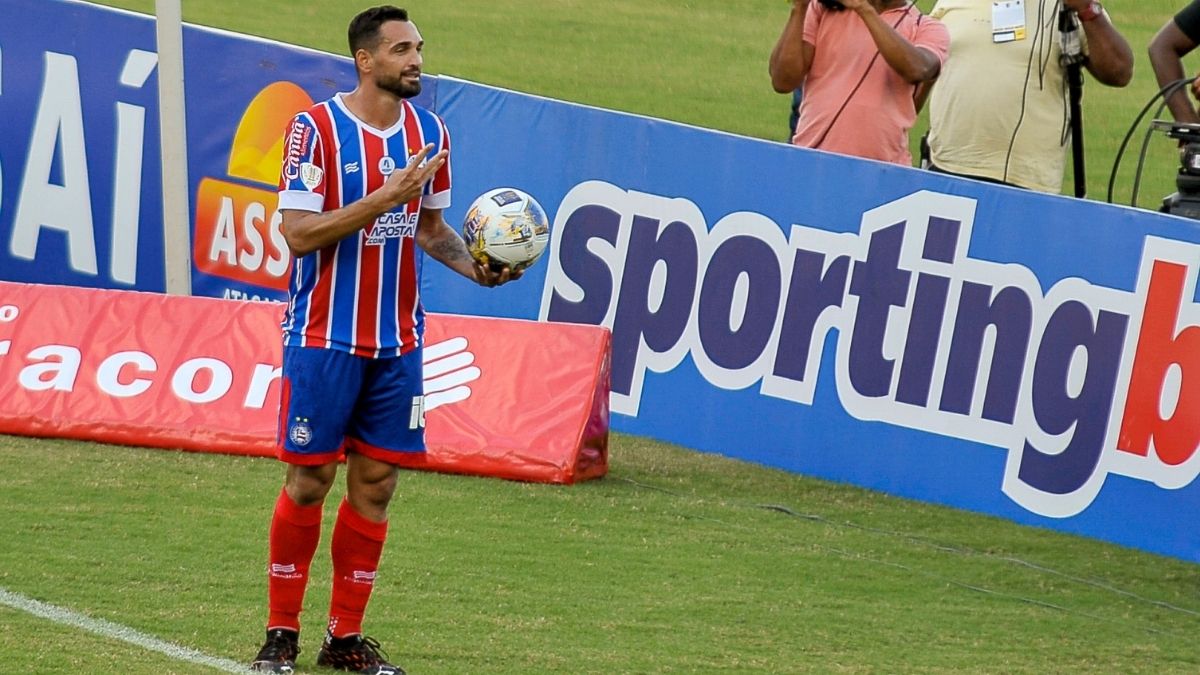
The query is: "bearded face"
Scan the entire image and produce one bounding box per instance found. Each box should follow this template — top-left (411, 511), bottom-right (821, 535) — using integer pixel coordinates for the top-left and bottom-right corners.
top-left (361, 20), bottom-right (425, 99)
top-left (376, 68), bottom-right (422, 99)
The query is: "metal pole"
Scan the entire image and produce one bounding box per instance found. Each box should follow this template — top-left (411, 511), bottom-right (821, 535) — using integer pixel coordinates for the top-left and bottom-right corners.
top-left (155, 0), bottom-right (192, 295)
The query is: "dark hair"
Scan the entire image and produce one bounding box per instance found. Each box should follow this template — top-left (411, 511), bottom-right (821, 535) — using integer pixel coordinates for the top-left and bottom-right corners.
top-left (348, 6), bottom-right (410, 55)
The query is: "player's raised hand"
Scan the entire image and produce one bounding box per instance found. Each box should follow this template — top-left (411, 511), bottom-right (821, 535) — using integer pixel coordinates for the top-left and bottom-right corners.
top-left (377, 144), bottom-right (447, 209)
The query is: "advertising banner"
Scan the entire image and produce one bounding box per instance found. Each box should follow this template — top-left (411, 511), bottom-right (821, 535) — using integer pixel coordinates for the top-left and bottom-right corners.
top-left (7, 1), bottom-right (1200, 560)
top-left (429, 77), bottom-right (1200, 562)
top-left (0, 0), bottom-right (166, 290)
top-left (0, 281), bottom-right (609, 484)
top-left (0, 282), bottom-right (281, 453)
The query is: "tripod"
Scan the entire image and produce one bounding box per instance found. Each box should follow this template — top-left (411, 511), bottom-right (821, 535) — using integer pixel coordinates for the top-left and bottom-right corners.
top-left (1060, 8), bottom-right (1087, 198)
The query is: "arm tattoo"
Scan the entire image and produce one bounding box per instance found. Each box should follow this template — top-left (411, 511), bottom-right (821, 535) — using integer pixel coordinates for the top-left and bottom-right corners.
top-left (428, 232), bottom-right (472, 263)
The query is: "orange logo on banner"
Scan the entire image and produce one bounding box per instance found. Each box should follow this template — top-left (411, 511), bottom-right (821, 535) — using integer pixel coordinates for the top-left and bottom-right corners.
top-left (193, 82), bottom-right (314, 291)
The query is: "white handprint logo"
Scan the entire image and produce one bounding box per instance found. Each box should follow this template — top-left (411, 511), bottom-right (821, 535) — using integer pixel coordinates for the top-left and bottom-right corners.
top-left (422, 336), bottom-right (480, 412)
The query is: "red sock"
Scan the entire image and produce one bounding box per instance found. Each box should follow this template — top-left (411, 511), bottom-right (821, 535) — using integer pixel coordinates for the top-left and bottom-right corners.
top-left (266, 487), bottom-right (323, 631)
top-left (327, 499), bottom-right (388, 637)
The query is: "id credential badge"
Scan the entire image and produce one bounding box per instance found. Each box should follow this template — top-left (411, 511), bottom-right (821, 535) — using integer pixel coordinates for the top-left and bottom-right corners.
top-left (992, 0), bottom-right (1026, 43)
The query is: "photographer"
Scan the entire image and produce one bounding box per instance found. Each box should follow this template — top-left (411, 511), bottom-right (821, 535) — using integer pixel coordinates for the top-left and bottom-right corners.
top-left (769, 0), bottom-right (949, 165)
top-left (1149, 2), bottom-right (1200, 124)
top-left (926, 0), bottom-right (1132, 193)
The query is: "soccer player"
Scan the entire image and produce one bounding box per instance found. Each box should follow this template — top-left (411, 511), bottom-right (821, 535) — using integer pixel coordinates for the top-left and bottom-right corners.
top-left (250, 6), bottom-right (517, 674)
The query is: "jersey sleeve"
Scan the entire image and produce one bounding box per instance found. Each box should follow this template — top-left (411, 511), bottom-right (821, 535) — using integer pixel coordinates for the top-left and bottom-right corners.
top-left (802, 2), bottom-right (825, 46)
top-left (1176, 0), bottom-right (1200, 44)
top-left (421, 115), bottom-right (452, 211)
top-left (277, 113), bottom-right (327, 213)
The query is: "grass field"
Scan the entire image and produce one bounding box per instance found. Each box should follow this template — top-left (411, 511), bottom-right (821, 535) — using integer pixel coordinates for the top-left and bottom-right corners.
top-left (5, 1), bottom-right (1200, 673)
top-left (3, 434), bottom-right (1200, 673)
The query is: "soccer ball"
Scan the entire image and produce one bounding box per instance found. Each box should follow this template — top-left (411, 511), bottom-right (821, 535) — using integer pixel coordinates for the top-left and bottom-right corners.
top-left (462, 187), bottom-right (551, 271)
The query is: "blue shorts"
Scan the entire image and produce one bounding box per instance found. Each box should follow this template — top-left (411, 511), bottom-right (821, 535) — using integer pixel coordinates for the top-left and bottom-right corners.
top-left (277, 345), bottom-right (426, 465)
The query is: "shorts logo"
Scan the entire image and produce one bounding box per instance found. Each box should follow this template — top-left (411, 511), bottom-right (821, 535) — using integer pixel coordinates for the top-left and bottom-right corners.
top-left (378, 156), bottom-right (396, 176)
top-left (409, 395), bottom-right (425, 430)
top-left (289, 416), bottom-right (313, 447)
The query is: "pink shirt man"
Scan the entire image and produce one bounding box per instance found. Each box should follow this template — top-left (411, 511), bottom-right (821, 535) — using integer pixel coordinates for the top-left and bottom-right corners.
top-left (792, 2), bottom-right (949, 165)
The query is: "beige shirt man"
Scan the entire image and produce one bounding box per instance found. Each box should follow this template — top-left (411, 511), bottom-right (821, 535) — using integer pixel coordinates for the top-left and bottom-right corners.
top-left (927, 0), bottom-right (1132, 193)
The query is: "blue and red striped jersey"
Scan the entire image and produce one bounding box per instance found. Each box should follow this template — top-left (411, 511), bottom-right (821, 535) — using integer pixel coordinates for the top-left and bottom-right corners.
top-left (276, 94), bottom-right (452, 358)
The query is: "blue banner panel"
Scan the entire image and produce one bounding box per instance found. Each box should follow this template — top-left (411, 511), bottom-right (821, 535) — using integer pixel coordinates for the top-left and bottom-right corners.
top-left (0, 0), bottom-right (165, 290)
top-left (430, 77), bottom-right (1200, 562)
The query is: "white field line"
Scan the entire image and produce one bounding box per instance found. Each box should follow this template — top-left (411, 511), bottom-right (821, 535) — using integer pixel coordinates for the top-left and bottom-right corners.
top-left (0, 587), bottom-right (252, 673)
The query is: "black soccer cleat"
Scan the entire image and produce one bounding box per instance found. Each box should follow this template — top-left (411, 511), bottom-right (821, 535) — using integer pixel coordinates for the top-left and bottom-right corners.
top-left (250, 628), bottom-right (300, 674)
top-left (316, 632), bottom-right (405, 675)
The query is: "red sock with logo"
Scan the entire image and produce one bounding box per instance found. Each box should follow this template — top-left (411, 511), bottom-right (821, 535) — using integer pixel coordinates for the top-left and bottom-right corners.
top-left (327, 498), bottom-right (388, 637)
top-left (266, 487), bottom-right (324, 631)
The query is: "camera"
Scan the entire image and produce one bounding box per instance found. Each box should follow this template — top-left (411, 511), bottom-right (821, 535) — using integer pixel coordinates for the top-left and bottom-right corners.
top-left (1158, 121), bottom-right (1200, 220)
top-left (818, 0), bottom-right (847, 10)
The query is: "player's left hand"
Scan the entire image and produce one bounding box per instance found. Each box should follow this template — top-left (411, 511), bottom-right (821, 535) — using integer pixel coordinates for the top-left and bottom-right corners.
top-left (473, 261), bottom-right (523, 287)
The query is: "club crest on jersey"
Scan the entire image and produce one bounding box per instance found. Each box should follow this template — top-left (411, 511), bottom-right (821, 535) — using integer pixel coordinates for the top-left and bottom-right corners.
top-left (365, 211), bottom-right (419, 245)
top-left (289, 417), bottom-right (313, 447)
top-left (379, 156), bottom-right (396, 176)
top-left (300, 162), bottom-right (323, 190)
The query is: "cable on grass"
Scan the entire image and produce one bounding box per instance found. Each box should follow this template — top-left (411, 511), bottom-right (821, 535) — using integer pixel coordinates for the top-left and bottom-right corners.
top-left (755, 502), bottom-right (1200, 619)
top-left (816, 543), bottom-right (1157, 632)
top-left (614, 476), bottom-right (1200, 631)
